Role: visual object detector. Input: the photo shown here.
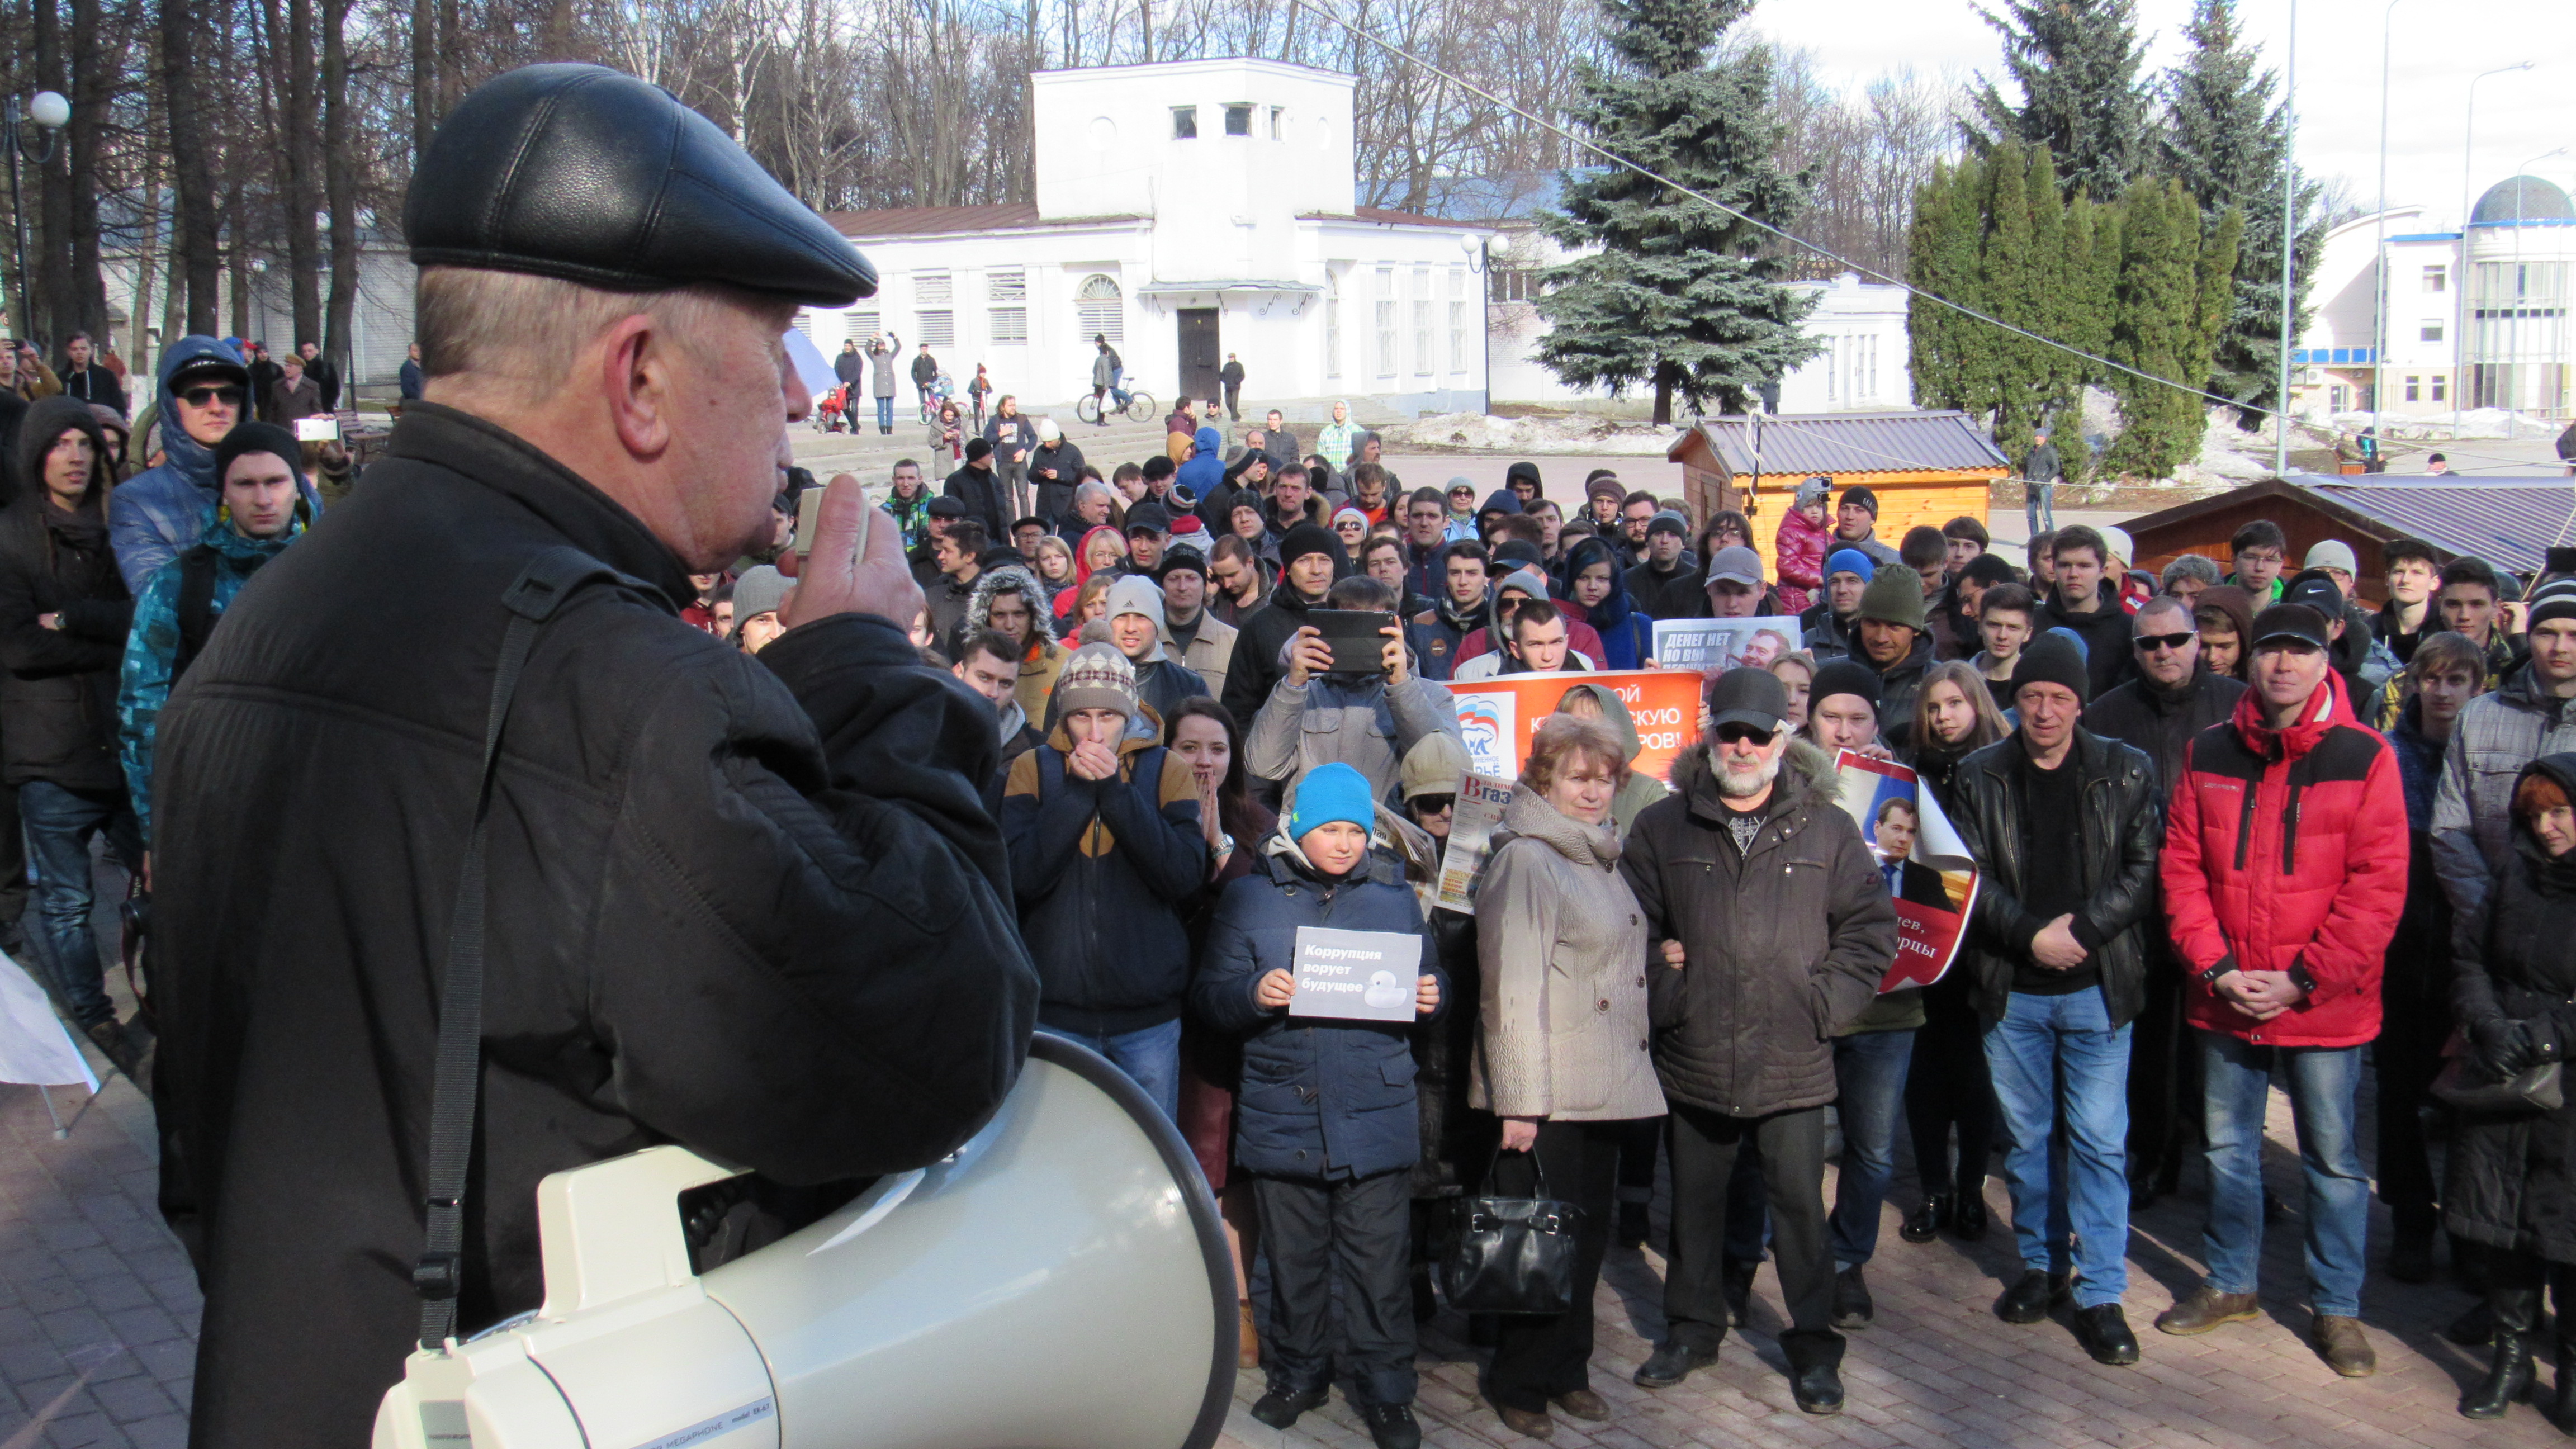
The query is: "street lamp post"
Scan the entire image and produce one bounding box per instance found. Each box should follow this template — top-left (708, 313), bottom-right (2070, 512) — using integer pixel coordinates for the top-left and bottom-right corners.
top-left (2371, 0), bottom-right (2402, 451)
top-left (3, 90), bottom-right (70, 342)
top-left (2459, 61), bottom-right (2535, 428)
top-left (2274, 0), bottom-right (2299, 477)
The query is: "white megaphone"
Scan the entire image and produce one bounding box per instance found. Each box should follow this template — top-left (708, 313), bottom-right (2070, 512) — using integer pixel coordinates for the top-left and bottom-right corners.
top-left (373, 1035), bottom-right (1234, 1448)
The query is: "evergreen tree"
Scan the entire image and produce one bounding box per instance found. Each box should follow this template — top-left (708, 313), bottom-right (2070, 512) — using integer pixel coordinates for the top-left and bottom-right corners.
top-left (1535, 0), bottom-right (1821, 424)
top-left (2159, 0), bottom-right (2322, 424)
top-left (1905, 157), bottom-right (1990, 413)
top-left (1967, 0), bottom-right (2152, 203)
top-left (2105, 178), bottom-right (2241, 479)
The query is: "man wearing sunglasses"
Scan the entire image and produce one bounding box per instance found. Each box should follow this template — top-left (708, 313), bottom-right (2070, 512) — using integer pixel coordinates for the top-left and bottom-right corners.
top-left (1621, 667), bottom-right (1897, 1414)
top-left (109, 337), bottom-right (323, 593)
top-left (2082, 597), bottom-right (2249, 1210)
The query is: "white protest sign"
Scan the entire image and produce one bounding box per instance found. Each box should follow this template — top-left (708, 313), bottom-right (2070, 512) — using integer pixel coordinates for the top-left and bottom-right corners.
top-left (0, 953), bottom-right (98, 1091)
top-left (1650, 615), bottom-right (1803, 674)
top-left (1289, 926), bottom-right (1422, 1022)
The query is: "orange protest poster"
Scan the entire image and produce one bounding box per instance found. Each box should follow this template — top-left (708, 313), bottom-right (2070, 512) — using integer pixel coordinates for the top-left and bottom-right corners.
top-left (1448, 669), bottom-right (1704, 784)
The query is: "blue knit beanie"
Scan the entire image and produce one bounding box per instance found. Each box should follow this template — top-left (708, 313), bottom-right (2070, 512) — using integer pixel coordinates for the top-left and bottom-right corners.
top-left (1288, 763), bottom-right (1376, 841)
top-left (1826, 548), bottom-right (1877, 583)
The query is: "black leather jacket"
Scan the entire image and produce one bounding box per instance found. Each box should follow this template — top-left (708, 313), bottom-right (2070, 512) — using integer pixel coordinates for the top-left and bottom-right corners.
top-left (1946, 727), bottom-right (2165, 1027)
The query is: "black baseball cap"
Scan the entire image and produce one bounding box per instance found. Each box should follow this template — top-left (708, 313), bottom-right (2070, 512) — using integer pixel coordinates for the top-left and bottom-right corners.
top-left (1705, 667), bottom-right (1789, 733)
top-left (2251, 602), bottom-right (2330, 650)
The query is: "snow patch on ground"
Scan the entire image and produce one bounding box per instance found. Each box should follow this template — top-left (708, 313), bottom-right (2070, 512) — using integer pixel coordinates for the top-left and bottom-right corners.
top-left (1382, 411), bottom-right (1677, 454)
top-left (2321, 407), bottom-right (2557, 441)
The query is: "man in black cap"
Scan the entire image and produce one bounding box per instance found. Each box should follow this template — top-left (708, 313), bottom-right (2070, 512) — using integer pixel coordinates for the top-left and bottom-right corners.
top-left (1832, 486), bottom-right (1900, 570)
top-left (944, 434), bottom-right (1011, 544)
top-left (911, 493), bottom-right (968, 587)
top-left (1124, 498), bottom-right (1173, 573)
top-left (1624, 667), bottom-right (1897, 1414)
top-left (149, 64), bottom-right (1038, 1447)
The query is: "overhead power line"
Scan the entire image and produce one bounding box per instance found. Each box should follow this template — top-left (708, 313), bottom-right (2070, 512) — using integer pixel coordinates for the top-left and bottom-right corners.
top-left (1289, 0), bottom-right (2288, 427)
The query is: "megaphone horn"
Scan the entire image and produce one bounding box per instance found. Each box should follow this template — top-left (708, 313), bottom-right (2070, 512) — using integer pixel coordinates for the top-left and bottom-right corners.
top-left (376, 1034), bottom-right (1237, 1448)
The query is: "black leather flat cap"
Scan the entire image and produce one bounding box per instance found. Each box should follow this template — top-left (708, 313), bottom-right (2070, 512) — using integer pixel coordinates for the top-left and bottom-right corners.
top-left (406, 63), bottom-right (875, 306)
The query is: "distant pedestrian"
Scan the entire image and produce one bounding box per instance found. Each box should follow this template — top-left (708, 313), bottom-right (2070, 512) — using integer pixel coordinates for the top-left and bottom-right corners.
top-left (398, 342), bottom-right (425, 402)
top-left (910, 342), bottom-right (939, 414)
top-left (868, 330), bottom-right (901, 433)
top-left (1220, 352), bottom-right (1246, 420)
top-left (2024, 430), bottom-right (2062, 537)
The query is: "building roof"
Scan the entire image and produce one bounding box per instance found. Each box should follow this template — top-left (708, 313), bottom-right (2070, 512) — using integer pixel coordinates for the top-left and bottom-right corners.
top-left (2471, 175), bottom-right (2576, 226)
top-left (1294, 206), bottom-right (1478, 229)
top-left (1671, 410), bottom-right (2012, 477)
top-left (2119, 474), bottom-right (2575, 577)
top-left (823, 203), bottom-right (1147, 239)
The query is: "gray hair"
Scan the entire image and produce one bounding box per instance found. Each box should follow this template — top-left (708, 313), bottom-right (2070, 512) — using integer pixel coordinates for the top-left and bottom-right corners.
top-left (415, 266), bottom-right (788, 409)
top-left (2159, 553), bottom-right (2222, 591)
top-left (1074, 480), bottom-right (1115, 507)
top-left (2134, 594), bottom-right (2194, 632)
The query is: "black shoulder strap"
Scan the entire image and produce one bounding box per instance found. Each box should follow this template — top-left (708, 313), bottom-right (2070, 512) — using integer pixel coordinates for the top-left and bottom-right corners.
top-left (412, 546), bottom-right (629, 1349)
top-left (171, 547), bottom-right (221, 684)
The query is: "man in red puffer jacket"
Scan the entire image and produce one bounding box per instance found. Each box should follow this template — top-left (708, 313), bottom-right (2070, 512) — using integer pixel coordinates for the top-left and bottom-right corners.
top-left (2153, 602), bottom-right (2407, 1378)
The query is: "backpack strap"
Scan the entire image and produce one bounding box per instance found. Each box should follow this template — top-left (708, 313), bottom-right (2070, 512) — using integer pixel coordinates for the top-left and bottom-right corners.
top-left (170, 546), bottom-right (222, 684)
top-left (411, 546), bottom-right (636, 1349)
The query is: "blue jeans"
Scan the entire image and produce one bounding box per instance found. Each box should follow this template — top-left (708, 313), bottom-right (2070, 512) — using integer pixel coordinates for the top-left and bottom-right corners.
top-left (1038, 1019), bottom-right (1182, 1123)
top-left (1829, 1027), bottom-right (1915, 1270)
top-left (1984, 988), bottom-right (2133, 1306)
top-left (2198, 1030), bottom-right (2370, 1317)
top-left (2025, 481), bottom-right (2056, 538)
top-left (20, 782), bottom-right (141, 1029)
top-left (874, 395), bottom-right (893, 430)
top-left (1720, 1027), bottom-right (1915, 1270)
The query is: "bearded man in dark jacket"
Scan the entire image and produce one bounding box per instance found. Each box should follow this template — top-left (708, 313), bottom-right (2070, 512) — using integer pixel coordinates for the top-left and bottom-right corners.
top-left (148, 66), bottom-right (1039, 1449)
top-left (1620, 667), bottom-right (1897, 1415)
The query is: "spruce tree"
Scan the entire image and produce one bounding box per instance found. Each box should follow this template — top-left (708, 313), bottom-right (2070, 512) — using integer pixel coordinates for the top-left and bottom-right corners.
top-left (2159, 0), bottom-right (2322, 424)
top-left (1967, 0), bottom-right (2152, 203)
top-left (1535, 0), bottom-right (1821, 424)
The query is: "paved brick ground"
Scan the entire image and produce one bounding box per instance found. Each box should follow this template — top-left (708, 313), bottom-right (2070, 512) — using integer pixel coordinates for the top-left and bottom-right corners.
top-left (1, 939), bottom-right (2551, 1449)
top-left (1215, 1082), bottom-right (2561, 1449)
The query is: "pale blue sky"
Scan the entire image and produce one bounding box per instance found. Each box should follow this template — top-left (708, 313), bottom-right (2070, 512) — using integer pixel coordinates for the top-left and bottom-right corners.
top-left (1746, 0), bottom-right (2573, 227)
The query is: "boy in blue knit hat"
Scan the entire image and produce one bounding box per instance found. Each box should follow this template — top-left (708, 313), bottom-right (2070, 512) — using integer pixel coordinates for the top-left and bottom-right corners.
top-left (1195, 762), bottom-right (1443, 1449)
top-left (1801, 547), bottom-right (1878, 661)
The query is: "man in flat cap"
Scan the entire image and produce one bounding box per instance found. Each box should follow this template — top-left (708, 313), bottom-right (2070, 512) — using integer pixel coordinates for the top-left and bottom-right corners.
top-left (149, 64), bottom-right (1039, 1447)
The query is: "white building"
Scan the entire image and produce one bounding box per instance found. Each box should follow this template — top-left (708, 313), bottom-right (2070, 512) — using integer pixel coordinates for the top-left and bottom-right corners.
top-left (804, 57), bottom-right (1493, 419)
top-left (2293, 173), bottom-right (2575, 419)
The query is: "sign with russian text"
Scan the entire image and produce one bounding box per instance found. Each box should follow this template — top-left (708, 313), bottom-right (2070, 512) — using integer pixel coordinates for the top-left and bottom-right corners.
top-left (1289, 927), bottom-right (1424, 1022)
top-left (1651, 616), bottom-right (1804, 675)
top-left (1447, 669), bottom-right (1702, 784)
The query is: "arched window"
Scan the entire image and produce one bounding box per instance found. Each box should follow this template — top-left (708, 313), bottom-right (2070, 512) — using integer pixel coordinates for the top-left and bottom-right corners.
top-left (1076, 274), bottom-right (1123, 344)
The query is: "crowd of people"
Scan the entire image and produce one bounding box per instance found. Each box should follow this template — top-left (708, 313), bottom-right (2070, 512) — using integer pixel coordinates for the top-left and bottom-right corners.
top-left (4, 315), bottom-right (2569, 1447)
top-left (656, 413), bottom-right (2567, 1446)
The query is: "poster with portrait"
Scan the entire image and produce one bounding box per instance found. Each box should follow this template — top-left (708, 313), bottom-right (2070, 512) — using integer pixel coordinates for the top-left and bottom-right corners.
top-left (1448, 669), bottom-right (1703, 784)
top-left (1651, 616), bottom-right (1805, 675)
top-left (1831, 750), bottom-right (1980, 993)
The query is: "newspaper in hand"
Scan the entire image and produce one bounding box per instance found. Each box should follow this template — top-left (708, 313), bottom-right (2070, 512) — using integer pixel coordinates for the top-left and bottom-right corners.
top-left (1433, 773), bottom-right (1516, 913)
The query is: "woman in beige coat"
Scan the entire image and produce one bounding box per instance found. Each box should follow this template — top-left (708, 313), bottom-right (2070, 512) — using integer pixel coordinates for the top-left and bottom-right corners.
top-left (1471, 713), bottom-right (1664, 1438)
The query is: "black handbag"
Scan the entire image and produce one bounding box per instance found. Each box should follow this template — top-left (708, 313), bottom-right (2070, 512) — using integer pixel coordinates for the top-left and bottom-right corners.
top-left (2432, 1027), bottom-right (2565, 1114)
top-left (1437, 1148), bottom-right (1583, 1315)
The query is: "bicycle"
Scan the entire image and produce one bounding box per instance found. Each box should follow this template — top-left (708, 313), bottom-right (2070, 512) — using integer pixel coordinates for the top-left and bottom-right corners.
top-left (1076, 385), bottom-right (1157, 426)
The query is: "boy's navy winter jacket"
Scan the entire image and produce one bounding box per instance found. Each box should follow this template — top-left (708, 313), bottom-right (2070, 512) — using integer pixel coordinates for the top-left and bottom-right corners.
top-left (1002, 710), bottom-right (1209, 1034)
top-left (1194, 844), bottom-right (1443, 1180)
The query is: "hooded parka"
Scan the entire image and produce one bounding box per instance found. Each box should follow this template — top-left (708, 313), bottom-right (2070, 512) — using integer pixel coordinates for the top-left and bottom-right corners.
top-left (2161, 669), bottom-right (2408, 1047)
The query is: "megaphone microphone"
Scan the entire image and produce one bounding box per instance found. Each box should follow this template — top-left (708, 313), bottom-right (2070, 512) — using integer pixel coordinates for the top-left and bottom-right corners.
top-left (376, 1034), bottom-right (1235, 1448)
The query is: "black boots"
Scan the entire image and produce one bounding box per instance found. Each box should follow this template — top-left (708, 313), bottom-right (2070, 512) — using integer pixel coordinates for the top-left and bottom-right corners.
top-left (1782, 1329), bottom-right (1846, 1415)
top-left (2460, 1328), bottom-right (2537, 1419)
top-left (1901, 1194), bottom-right (1949, 1243)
